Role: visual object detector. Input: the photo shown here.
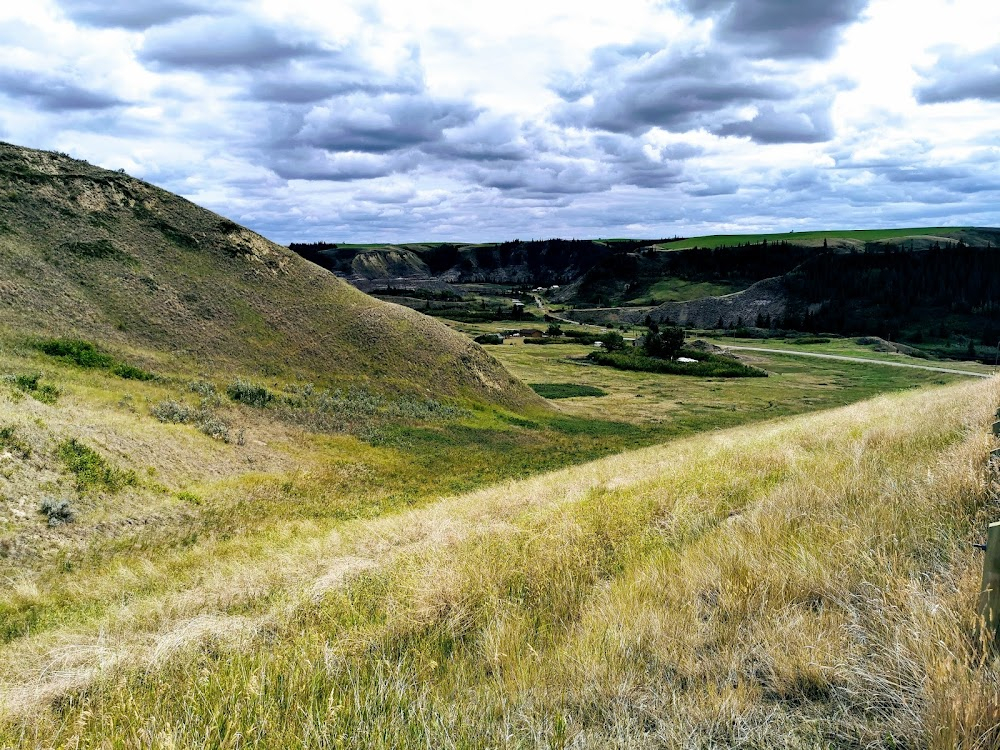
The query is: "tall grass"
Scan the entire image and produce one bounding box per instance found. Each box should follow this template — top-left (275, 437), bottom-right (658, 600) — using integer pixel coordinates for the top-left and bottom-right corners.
top-left (3, 379), bottom-right (1000, 747)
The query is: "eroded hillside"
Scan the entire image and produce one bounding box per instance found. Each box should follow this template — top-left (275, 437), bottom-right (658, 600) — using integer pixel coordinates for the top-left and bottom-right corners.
top-left (0, 142), bottom-right (535, 407)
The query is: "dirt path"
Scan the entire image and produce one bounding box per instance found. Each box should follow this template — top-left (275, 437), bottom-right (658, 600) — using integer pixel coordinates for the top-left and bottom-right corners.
top-left (726, 346), bottom-right (994, 378)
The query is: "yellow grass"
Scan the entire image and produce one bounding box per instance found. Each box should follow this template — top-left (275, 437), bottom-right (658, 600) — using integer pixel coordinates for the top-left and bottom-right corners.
top-left (3, 378), bottom-right (1000, 747)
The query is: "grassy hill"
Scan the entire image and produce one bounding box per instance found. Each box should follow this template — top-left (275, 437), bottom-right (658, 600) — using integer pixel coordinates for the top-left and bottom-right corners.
top-left (0, 142), bottom-right (534, 407)
top-left (2, 374), bottom-right (997, 747)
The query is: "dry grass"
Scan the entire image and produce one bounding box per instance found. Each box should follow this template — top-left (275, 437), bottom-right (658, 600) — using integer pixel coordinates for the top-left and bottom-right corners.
top-left (2, 378), bottom-right (999, 747)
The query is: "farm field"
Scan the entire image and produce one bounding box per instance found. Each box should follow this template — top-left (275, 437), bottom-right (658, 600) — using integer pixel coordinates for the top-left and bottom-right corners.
top-left (655, 226), bottom-right (975, 250)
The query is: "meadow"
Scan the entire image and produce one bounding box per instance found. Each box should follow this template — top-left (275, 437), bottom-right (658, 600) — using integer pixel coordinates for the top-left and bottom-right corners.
top-left (1, 315), bottom-right (996, 748)
top-left (2, 362), bottom-right (997, 747)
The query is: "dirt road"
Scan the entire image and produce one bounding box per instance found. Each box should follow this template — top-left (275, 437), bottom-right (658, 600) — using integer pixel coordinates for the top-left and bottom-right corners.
top-left (726, 346), bottom-right (994, 378)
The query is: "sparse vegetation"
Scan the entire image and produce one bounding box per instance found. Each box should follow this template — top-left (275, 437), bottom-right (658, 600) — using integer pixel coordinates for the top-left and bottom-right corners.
top-left (57, 438), bottom-right (137, 493)
top-left (226, 378), bottom-right (275, 408)
top-left (7, 373), bottom-right (60, 404)
top-left (0, 425), bottom-right (30, 458)
top-left (33, 338), bottom-right (154, 381)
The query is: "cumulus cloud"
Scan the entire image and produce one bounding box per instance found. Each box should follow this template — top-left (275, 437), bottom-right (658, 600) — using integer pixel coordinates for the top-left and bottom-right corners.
top-left (0, 68), bottom-right (124, 111)
top-left (914, 45), bottom-right (1000, 104)
top-left (140, 16), bottom-right (329, 70)
top-left (715, 102), bottom-right (833, 143)
top-left (555, 47), bottom-right (792, 135)
top-left (679, 0), bottom-right (870, 59)
top-left (57, 0), bottom-right (209, 30)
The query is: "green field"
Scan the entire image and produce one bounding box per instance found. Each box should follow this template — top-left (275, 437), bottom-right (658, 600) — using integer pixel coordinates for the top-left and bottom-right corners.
top-left (655, 226), bottom-right (971, 250)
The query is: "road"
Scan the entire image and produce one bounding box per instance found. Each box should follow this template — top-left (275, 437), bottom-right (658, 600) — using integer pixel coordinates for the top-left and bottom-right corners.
top-left (725, 345), bottom-right (994, 378)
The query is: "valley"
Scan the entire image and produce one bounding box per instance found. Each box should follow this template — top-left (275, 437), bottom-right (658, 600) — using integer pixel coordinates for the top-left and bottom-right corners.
top-left (1, 142), bottom-right (999, 748)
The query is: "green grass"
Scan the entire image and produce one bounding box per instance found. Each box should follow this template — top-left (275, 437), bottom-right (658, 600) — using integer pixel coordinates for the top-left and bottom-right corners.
top-left (529, 383), bottom-right (608, 399)
top-left (626, 278), bottom-right (740, 305)
top-left (4, 379), bottom-right (997, 747)
top-left (658, 227), bottom-right (972, 250)
top-left (57, 438), bottom-right (137, 493)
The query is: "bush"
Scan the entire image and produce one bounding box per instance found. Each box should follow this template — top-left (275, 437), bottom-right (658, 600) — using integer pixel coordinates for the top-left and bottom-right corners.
top-left (227, 379), bottom-right (274, 408)
top-left (39, 497), bottom-right (75, 527)
top-left (111, 362), bottom-right (155, 381)
top-left (10, 373), bottom-right (59, 404)
top-left (0, 425), bottom-right (31, 458)
top-left (474, 334), bottom-right (504, 345)
top-left (151, 400), bottom-right (194, 423)
top-left (587, 349), bottom-right (767, 378)
top-left (35, 339), bottom-right (113, 368)
top-left (34, 338), bottom-right (155, 380)
top-left (529, 383), bottom-right (607, 399)
top-left (546, 323), bottom-right (563, 337)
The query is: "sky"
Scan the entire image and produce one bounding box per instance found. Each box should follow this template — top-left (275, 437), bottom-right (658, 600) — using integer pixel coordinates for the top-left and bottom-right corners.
top-left (0, 0), bottom-right (999, 244)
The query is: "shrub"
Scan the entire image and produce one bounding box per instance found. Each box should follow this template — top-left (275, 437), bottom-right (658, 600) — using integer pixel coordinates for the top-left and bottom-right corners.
top-left (39, 497), bottom-right (75, 527)
top-left (35, 339), bottom-right (113, 368)
top-left (10, 373), bottom-right (59, 404)
top-left (151, 400), bottom-right (194, 424)
top-left (111, 363), bottom-right (155, 381)
top-left (189, 380), bottom-right (217, 397)
top-left (546, 323), bottom-right (563, 337)
top-left (587, 349), bottom-right (767, 378)
top-left (227, 379), bottom-right (274, 408)
top-left (197, 416), bottom-right (231, 442)
top-left (474, 334), bottom-right (504, 345)
top-left (34, 338), bottom-right (155, 380)
top-left (58, 438), bottom-right (137, 493)
top-left (529, 383), bottom-right (607, 399)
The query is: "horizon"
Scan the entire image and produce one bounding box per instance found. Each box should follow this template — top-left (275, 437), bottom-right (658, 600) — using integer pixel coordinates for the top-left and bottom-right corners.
top-left (1, 1), bottom-right (998, 243)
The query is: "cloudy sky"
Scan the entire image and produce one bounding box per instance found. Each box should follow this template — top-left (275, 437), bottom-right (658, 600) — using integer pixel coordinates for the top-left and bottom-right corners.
top-left (1, 0), bottom-right (998, 243)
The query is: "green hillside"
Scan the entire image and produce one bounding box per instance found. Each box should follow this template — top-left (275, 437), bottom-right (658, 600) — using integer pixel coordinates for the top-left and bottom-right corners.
top-left (0, 142), bottom-right (534, 408)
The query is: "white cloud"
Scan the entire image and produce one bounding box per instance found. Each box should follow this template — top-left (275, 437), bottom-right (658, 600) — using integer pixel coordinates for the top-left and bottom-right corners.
top-left (0, 0), bottom-right (997, 242)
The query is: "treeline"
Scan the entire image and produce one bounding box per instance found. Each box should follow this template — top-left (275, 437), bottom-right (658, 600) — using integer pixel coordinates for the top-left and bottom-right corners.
top-left (784, 244), bottom-right (1000, 342)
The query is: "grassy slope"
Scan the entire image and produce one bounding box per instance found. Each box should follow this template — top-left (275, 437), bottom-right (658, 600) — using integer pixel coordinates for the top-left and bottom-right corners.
top-left (2, 376), bottom-right (998, 747)
top-left (0, 142), bottom-right (533, 408)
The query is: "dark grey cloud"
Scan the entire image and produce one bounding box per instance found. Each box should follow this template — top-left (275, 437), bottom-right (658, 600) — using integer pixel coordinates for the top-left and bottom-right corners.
top-left (715, 102), bottom-right (833, 143)
top-left (267, 148), bottom-right (420, 182)
top-left (914, 45), bottom-right (1000, 104)
top-left (556, 48), bottom-right (791, 135)
top-left (140, 16), bottom-right (327, 70)
top-left (58, 0), bottom-right (207, 30)
top-left (0, 69), bottom-right (124, 111)
top-left (423, 116), bottom-right (531, 162)
top-left (680, 0), bottom-right (870, 59)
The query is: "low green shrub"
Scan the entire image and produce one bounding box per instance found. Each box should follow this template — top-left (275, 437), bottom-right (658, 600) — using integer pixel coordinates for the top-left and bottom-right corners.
top-left (34, 338), bottom-right (155, 381)
top-left (10, 373), bottom-right (59, 404)
top-left (587, 349), bottom-right (767, 378)
top-left (57, 438), bottom-right (137, 493)
top-left (111, 363), bottom-right (155, 381)
top-left (474, 334), bottom-right (504, 345)
top-left (35, 339), bottom-right (113, 368)
top-left (529, 383), bottom-right (608, 399)
top-left (227, 379), bottom-right (274, 408)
